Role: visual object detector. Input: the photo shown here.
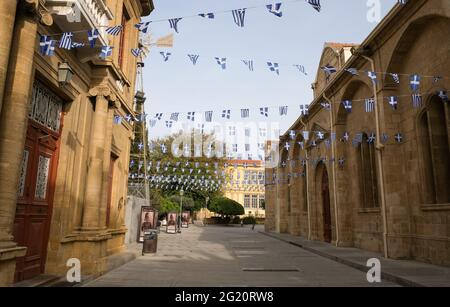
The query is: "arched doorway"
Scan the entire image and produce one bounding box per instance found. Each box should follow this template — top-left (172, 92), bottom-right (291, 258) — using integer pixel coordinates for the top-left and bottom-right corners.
top-left (321, 167), bottom-right (332, 243)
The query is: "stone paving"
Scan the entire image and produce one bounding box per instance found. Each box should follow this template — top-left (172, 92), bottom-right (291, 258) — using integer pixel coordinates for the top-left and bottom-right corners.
top-left (85, 225), bottom-right (398, 287)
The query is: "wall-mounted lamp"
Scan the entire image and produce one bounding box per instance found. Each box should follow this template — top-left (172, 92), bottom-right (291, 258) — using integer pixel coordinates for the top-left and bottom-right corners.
top-left (58, 61), bottom-right (73, 87)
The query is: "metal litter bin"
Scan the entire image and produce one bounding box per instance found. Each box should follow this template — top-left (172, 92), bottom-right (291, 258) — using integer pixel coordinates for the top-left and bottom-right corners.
top-left (142, 230), bottom-right (158, 255)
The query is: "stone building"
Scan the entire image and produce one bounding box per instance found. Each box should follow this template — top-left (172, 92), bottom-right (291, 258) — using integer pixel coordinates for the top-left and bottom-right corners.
top-left (265, 0), bottom-right (450, 266)
top-left (224, 160), bottom-right (265, 218)
top-left (0, 0), bottom-right (154, 286)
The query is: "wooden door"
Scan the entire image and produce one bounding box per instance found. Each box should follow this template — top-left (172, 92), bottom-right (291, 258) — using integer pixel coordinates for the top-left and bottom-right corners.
top-left (322, 168), bottom-right (332, 243)
top-left (13, 123), bottom-right (59, 282)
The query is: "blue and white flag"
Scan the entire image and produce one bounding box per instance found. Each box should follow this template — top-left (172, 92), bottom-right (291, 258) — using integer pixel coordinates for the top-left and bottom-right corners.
top-left (395, 133), bottom-right (403, 143)
top-left (149, 119), bottom-right (157, 127)
top-left (321, 64), bottom-right (336, 75)
top-left (124, 114), bottom-right (132, 122)
top-left (166, 121), bottom-right (173, 128)
top-left (266, 3), bottom-right (283, 17)
top-left (169, 18), bottom-right (182, 33)
top-left (199, 13), bottom-right (215, 19)
top-left (302, 130), bottom-right (310, 141)
top-left (388, 96), bottom-right (398, 110)
top-left (222, 110), bottom-right (231, 119)
top-left (368, 71), bottom-right (377, 84)
top-left (59, 32), bottom-right (73, 50)
top-left (412, 93), bottom-right (422, 108)
top-left (87, 29), bottom-right (99, 48)
top-left (39, 35), bottom-right (55, 56)
top-left (352, 133), bottom-right (363, 147)
top-left (390, 73), bottom-right (400, 84)
top-left (381, 133), bottom-right (389, 144)
top-left (242, 60), bottom-right (254, 71)
top-left (367, 133), bottom-right (376, 144)
top-left (345, 68), bottom-right (358, 76)
top-left (342, 100), bottom-right (352, 113)
top-left (410, 74), bottom-right (421, 92)
top-left (105, 25), bottom-right (123, 36)
top-left (170, 113), bottom-right (179, 121)
top-left (232, 9), bottom-right (246, 27)
top-left (267, 62), bottom-right (280, 75)
top-left (260, 107), bottom-right (269, 117)
top-left (160, 51), bottom-right (171, 62)
top-left (365, 98), bottom-right (375, 112)
top-left (71, 42), bottom-right (85, 48)
top-left (188, 54), bottom-right (199, 65)
top-left (438, 90), bottom-right (448, 102)
top-left (114, 115), bottom-right (122, 125)
top-left (294, 64), bottom-right (307, 75)
top-left (279, 106), bottom-right (288, 116)
top-left (300, 104), bottom-right (309, 116)
top-left (215, 57), bottom-right (226, 70)
top-left (187, 112), bottom-right (195, 121)
top-left (135, 22), bottom-right (151, 33)
top-left (307, 0), bottom-right (321, 12)
top-left (321, 102), bottom-right (331, 111)
top-left (155, 113), bottom-right (163, 120)
top-left (131, 48), bottom-right (143, 57)
top-left (100, 46), bottom-right (113, 59)
top-left (289, 130), bottom-right (296, 140)
top-left (205, 111), bottom-right (213, 122)
top-left (341, 132), bottom-right (350, 142)
top-left (241, 109), bottom-right (250, 118)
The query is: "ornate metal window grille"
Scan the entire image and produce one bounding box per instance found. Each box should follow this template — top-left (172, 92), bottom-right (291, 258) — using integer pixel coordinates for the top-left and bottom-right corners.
top-left (35, 155), bottom-right (50, 200)
top-left (29, 81), bottom-right (63, 132)
top-left (18, 150), bottom-right (29, 197)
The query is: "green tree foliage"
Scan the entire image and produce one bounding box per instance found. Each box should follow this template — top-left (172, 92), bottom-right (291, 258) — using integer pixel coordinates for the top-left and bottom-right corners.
top-left (209, 197), bottom-right (245, 217)
top-left (168, 195), bottom-right (196, 211)
top-left (159, 197), bottom-right (179, 214)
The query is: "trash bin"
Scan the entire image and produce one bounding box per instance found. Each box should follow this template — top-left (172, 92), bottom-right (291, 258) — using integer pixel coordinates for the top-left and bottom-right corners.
top-left (142, 230), bottom-right (158, 255)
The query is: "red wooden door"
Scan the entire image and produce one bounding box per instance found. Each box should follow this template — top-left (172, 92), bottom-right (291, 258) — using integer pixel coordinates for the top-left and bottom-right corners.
top-left (322, 168), bottom-right (332, 243)
top-left (13, 123), bottom-right (59, 282)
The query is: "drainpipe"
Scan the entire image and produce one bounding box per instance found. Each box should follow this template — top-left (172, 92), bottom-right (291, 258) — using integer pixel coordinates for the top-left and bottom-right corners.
top-left (300, 117), bottom-right (312, 240)
top-left (360, 54), bottom-right (389, 259)
top-left (323, 93), bottom-right (340, 247)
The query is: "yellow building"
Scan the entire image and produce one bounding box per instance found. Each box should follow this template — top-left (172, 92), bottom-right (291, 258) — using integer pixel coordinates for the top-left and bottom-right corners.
top-left (224, 160), bottom-right (265, 218)
top-left (0, 0), bottom-right (153, 286)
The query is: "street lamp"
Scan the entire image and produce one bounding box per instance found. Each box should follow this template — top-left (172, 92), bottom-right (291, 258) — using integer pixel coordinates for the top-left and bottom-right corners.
top-left (178, 189), bottom-right (184, 233)
top-left (204, 196), bottom-right (210, 226)
top-left (58, 61), bottom-right (74, 87)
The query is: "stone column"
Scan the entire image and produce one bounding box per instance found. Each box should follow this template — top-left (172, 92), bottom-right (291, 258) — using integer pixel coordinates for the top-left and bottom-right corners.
top-left (81, 87), bottom-right (117, 231)
top-left (0, 0), bottom-right (19, 114)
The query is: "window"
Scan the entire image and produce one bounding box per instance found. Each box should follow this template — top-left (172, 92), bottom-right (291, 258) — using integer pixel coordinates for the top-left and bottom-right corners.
top-left (259, 196), bottom-right (265, 209)
top-left (258, 143), bottom-right (265, 150)
top-left (419, 97), bottom-right (450, 204)
top-left (245, 128), bottom-right (251, 137)
top-left (244, 195), bottom-right (250, 208)
top-left (247, 154), bottom-right (253, 160)
top-left (252, 195), bottom-right (258, 208)
top-left (232, 144), bottom-right (238, 152)
top-left (259, 128), bottom-right (267, 138)
top-left (245, 144), bottom-right (250, 152)
top-left (244, 170), bottom-right (250, 181)
top-left (229, 126), bottom-right (236, 136)
top-left (358, 133), bottom-right (378, 208)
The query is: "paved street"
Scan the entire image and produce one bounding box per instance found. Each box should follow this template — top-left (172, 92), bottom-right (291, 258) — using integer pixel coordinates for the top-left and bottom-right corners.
top-left (86, 225), bottom-right (398, 287)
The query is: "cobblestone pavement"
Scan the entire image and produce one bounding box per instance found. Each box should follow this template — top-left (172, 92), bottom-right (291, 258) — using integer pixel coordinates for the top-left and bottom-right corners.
top-left (86, 225), bottom-right (398, 287)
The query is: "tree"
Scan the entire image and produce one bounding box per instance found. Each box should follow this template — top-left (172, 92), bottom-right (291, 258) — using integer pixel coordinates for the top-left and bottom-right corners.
top-left (209, 197), bottom-right (244, 217)
top-left (159, 197), bottom-right (179, 214)
top-left (168, 195), bottom-right (196, 211)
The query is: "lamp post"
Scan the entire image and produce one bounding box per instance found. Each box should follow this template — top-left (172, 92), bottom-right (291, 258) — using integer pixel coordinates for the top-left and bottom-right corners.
top-left (58, 60), bottom-right (74, 87)
top-left (204, 196), bottom-right (209, 226)
top-left (178, 189), bottom-right (184, 233)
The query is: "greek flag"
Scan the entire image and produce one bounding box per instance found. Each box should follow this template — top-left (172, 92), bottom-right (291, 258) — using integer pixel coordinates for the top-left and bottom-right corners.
top-left (381, 133), bottom-right (389, 144)
top-left (433, 76), bottom-right (442, 84)
top-left (149, 119), bottom-right (157, 127)
top-left (260, 107), bottom-right (269, 117)
top-left (342, 100), bottom-right (352, 113)
top-left (131, 48), bottom-right (143, 57)
top-left (294, 64), bottom-right (307, 75)
top-left (205, 111), bottom-right (213, 122)
top-left (321, 102), bottom-right (331, 111)
top-left (199, 13), bottom-right (214, 19)
top-left (155, 113), bottom-right (163, 120)
top-left (316, 131), bottom-right (325, 140)
top-left (321, 65), bottom-right (336, 75)
top-left (166, 121), bottom-right (173, 128)
top-left (388, 96), bottom-right (398, 110)
top-left (160, 52), bottom-right (171, 62)
top-left (39, 36), bottom-right (55, 56)
top-left (124, 114), bottom-right (132, 122)
top-left (345, 68), bottom-right (358, 76)
top-left (395, 133), bottom-right (403, 143)
top-left (266, 3), bottom-right (283, 17)
top-left (352, 133), bottom-right (363, 147)
top-left (188, 54), bottom-right (199, 65)
top-left (100, 46), bottom-right (113, 59)
top-left (135, 22), bottom-right (151, 33)
top-left (243, 60), bottom-right (254, 71)
top-left (341, 132), bottom-right (349, 142)
top-left (367, 133), bottom-right (376, 144)
top-left (307, 0), bottom-right (321, 12)
top-left (302, 130), bottom-right (310, 141)
top-left (187, 112), bottom-right (195, 121)
top-left (438, 90), bottom-right (448, 102)
top-left (267, 62), bottom-right (280, 75)
top-left (410, 74), bottom-right (421, 92)
top-left (289, 130), bottom-right (296, 140)
top-left (412, 94), bottom-right (422, 108)
top-left (71, 42), bottom-right (85, 48)
top-left (232, 9), bottom-right (246, 28)
top-left (87, 29), bottom-right (99, 48)
top-left (241, 109), bottom-right (250, 118)
top-left (215, 57), bottom-right (226, 70)
top-left (300, 104), bottom-right (309, 116)
top-left (114, 115), bottom-right (122, 125)
top-left (279, 106), bottom-right (288, 116)
top-left (105, 25), bottom-right (123, 36)
top-left (365, 98), bottom-right (375, 112)
top-left (222, 110), bottom-right (231, 119)
top-left (368, 71), bottom-right (377, 83)
top-left (390, 73), bottom-right (400, 84)
top-left (59, 32), bottom-right (73, 50)
top-left (169, 18), bottom-right (182, 33)
top-left (170, 113), bottom-right (179, 121)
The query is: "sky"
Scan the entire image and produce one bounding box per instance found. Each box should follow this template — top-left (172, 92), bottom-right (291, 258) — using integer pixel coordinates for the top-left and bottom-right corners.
top-left (140, 0), bottom-right (397, 159)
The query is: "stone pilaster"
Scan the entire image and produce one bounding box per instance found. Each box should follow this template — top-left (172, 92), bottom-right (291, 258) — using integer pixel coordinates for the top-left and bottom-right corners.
top-left (81, 86), bottom-right (117, 231)
top-left (0, 0), bottom-right (18, 114)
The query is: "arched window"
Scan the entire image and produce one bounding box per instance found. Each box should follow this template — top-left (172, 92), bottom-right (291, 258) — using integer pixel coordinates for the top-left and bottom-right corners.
top-left (359, 133), bottom-right (378, 208)
top-left (419, 96), bottom-right (450, 204)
